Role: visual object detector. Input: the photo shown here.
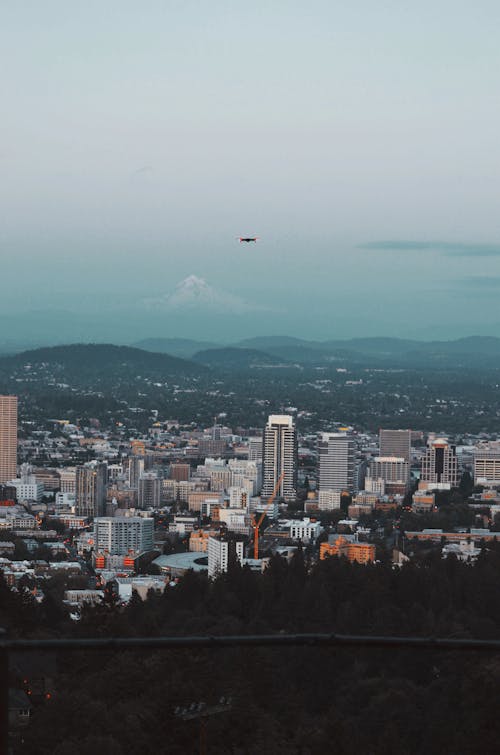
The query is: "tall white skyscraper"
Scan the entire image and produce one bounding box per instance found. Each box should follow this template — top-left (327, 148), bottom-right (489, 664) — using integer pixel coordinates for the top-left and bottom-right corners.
top-left (262, 415), bottom-right (297, 503)
top-left (318, 432), bottom-right (356, 493)
top-left (0, 395), bottom-right (17, 485)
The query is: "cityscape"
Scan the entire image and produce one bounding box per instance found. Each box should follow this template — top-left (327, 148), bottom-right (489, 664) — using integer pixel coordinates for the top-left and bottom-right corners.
top-left (3, 0), bottom-right (500, 752)
top-left (3, 353), bottom-right (500, 752)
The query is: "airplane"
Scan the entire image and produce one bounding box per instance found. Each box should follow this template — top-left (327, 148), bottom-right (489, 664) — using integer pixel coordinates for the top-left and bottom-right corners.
top-left (238, 236), bottom-right (259, 243)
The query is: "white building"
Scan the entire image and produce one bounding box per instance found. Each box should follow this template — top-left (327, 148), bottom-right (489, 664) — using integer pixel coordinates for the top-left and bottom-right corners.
top-left (474, 443), bottom-right (500, 486)
top-left (262, 415), bottom-right (297, 503)
top-left (364, 477), bottom-right (386, 495)
top-left (228, 459), bottom-right (261, 494)
top-left (55, 492), bottom-right (76, 509)
top-left (228, 486), bottom-right (249, 509)
top-left (248, 495), bottom-right (279, 520)
top-left (169, 515), bottom-right (199, 535)
top-left (288, 517), bottom-right (323, 543)
top-left (9, 464), bottom-right (44, 502)
top-left (59, 467), bottom-right (77, 494)
top-left (218, 507), bottom-right (250, 535)
top-left (207, 535), bottom-right (244, 578)
top-left (318, 490), bottom-right (342, 511)
top-left (93, 516), bottom-right (154, 556)
top-left (318, 433), bottom-right (356, 493)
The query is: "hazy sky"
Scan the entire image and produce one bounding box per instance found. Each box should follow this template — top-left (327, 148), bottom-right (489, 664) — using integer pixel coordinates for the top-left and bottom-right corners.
top-left (2, 1), bottom-right (500, 342)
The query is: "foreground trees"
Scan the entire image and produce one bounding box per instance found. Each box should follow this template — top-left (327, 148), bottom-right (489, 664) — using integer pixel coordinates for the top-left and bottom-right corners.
top-left (11, 548), bottom-right (500, 754)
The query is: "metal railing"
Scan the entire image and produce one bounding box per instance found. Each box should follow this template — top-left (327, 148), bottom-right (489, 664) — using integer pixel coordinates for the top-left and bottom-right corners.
top-left (3, 630), bottom-right (500, 755)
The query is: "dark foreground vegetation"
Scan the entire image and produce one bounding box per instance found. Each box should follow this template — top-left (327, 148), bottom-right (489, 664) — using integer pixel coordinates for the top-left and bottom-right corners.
top-left (5, 546), bottom-right (500, 754)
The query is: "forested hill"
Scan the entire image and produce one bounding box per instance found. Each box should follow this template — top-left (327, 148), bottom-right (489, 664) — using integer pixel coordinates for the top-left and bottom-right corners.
top-left (235, 335), bottom-right (500, 368)
top-left (11, 547), bottom-right (500, 754)
top-left (0, 343), bottom-right (204, 379)
top-left (192, 347), bottom-right (290, 369)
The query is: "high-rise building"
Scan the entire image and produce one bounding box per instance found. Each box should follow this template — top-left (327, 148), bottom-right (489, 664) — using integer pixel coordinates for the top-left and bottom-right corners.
top-left (59, 467), bottom-right (77, 493)
top-left (207, 533), bottom-right (244, 577)
top-left (379, 429), bottom-right (411, 463)
top-left (75, 463), bottom-right (107, 518)
top-left (366, 456), bottom-right (409, 493)
top-left (248, 436), bottom-right (263, 462)
top-left (93, 516), bottom-right (154, 556)
top-left (421, 438), bottom-right (459, 489)
top-left (473, 442), bottom-right (500, 486)
top-left (262, 415), bottom-right (297, 503)
top-left (128, 456), bottom-right (145, 489)
top-left (138, 472), bottom-right (161, 509)
top-left (0, 395), bottom-right (17, 485)
top-left (318, 433), bottom-right (356, 493)
top-left (170, 463), bottom-right (190, 482)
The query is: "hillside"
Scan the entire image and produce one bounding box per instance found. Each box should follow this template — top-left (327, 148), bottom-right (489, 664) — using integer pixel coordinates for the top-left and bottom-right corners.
top-left (234, 335), bottom-right (500, 368)
top-left (0, 343), bottom-right (204, 378)
top-left (192, 347), bottom-right (290, 369)
top-left (133, 338), bottom-right (220, 358)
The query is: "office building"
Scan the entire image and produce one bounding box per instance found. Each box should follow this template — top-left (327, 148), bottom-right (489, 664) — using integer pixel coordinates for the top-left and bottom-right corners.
top-left (318, 432), bottom-right (356, 493)
top-left (93, 516), bottom-right (154, 556)
top-left (170, 463), bottom-right (190, 482)
top-left (128, 456), bottom-right (145, 490)
top-left (289, 518), bottom-right (323, 543)
top-left (366, 456), bottom-right (409, 493)
top-left (0, 395), bottom-right (17, 485)
top-left (248, 436), bottom-right (263, 462)
top-left (262, 415), bottom-right (297, 503)
top-left (318, 490), bottom-right (342, 511)
top-left (59, 468), bottom-right (77, 493)
top-left (75, 463), bottom-right (107, 518)
top-left (379, 429), bottom-right (411, 463)
top-left (138, 472), bottom-right (161, 509)
top-left (421, 438), bottom-right (459, 489)
top-left (473, 443), bottom-right (500, 486)
top-left (207, 534), bottom-right (244, 577)
top-left (9, 464), bottom-right (44, 502)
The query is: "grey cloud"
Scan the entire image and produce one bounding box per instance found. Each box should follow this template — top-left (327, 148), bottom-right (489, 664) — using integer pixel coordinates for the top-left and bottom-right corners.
top-left (359, 241), bottom-right (500, 256)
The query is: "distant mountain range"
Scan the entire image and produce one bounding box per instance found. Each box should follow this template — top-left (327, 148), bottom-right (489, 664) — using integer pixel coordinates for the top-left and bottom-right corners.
top-left (192, 347), bottom-right (290, 369)
top-left (134, 338), bottom-right (220, 359)
top-left (132, 335), bottom-right (500, 369)
top-left (2, 337), bottom-right (500, 380)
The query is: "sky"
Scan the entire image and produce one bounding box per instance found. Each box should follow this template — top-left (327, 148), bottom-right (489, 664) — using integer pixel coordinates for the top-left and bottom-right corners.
top-left (2, 1), bottom-right (500, 344)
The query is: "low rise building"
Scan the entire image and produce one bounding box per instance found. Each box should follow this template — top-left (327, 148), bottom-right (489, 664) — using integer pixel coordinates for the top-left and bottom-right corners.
top-left (288, 517), bottom-right (323, 543)
top-left (320, 534), bottom-right (376, 564)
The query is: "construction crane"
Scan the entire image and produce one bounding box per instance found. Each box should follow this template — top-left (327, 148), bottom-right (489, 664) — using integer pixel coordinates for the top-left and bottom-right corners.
top-left (250, 471), bottom-right (285, 560)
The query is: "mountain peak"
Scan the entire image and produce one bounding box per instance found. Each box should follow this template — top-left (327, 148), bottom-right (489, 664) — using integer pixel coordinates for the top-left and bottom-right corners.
top-left (143, 276), bottom-right (266, 315)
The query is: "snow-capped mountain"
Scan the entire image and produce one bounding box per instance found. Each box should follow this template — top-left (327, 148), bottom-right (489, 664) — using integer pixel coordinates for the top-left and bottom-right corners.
top-left (144, 276), bottom-right (264, 314)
